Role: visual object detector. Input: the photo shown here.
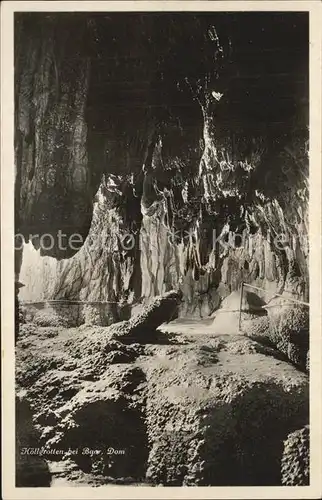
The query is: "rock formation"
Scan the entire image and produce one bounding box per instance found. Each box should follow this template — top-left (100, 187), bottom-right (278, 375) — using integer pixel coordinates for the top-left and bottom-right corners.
top-left (16, 306), bottom-right (309, 486)
top-left (281, 425), bottom-right (309, 485)
top-left (14, 12), bottom-right (310, 488)
top-left (15, 13), bottom-right (309, 318)
top-left (242, 294), bottom-right (309, 371)
top-left (109, 290), bottom-right (182, 342)
top-left (144, 339), bottom-right (308, 486)
top-left (16, 395), bottom-right (52, 486)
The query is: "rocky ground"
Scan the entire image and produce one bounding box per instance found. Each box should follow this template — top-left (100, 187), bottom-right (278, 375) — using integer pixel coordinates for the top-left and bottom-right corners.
top-left (14, 13), bottom-right (309, 489)
top-left (16, 291), bottom-right (309, 487)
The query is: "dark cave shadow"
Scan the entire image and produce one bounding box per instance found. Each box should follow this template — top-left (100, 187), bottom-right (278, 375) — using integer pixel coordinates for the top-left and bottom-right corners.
top-left (202, 383), bottom-right (309, 486)
top-left (16, 397), bottom-right (52, 487)
top-left (119, 329), bottom-right (188, 346)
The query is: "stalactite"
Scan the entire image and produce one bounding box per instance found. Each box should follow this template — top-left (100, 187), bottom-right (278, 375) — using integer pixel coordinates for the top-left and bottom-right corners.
top-left (16, 13), bottom-right (309, 316)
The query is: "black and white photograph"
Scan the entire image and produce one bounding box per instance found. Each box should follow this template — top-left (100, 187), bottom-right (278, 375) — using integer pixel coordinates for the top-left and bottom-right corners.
top-left (1, 1), bottom-right (322, 497)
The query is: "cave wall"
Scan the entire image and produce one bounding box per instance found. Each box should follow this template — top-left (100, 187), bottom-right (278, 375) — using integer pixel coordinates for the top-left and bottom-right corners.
top-left (15, 14), bottom-right (101, 260)
top-left (16, 12), bottom-right (309, 318)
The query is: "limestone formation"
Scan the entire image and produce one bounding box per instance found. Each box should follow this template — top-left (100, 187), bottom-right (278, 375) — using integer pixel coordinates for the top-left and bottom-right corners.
top-left (13, 13), bottom-right (310, 489)
top-left (281, 425), bottom-right (309, 485)
top-left (109, 290), bottom-right (183, 342)
top-left (264, 298), bottom-right (309, 371)
top-left (15, 14), bottom-right (309, 317)
top-left (16, 395), bottom-right (52, 487)
top-left (210, 290), bottom-right (268, 336)
top-left (144, 337), bottom-right (308, 485)
top-left (16, 323), bottom-right (308, 486)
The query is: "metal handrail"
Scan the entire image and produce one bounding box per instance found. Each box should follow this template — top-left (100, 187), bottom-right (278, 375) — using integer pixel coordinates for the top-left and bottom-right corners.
top-left (20, 297), bottom-right (179, 306)
top-left (20, 300), bottom-right (121, 306)
top-left (238, 282), bottom-right (309, 330)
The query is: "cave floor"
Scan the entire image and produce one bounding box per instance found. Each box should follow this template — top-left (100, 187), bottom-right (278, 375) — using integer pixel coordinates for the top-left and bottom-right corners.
top-left (159, 317), bottom-right (214, 331)
top-left (17, 312), bottom-right (303, 488)
top-left (49, 464), bottom-right (152, 487)
top-left (158, 315), bottom-right (241, 335)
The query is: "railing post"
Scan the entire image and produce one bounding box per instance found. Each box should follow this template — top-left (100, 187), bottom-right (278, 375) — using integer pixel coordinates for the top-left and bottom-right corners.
top-left (238, 282), bottom-right (244, 331)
